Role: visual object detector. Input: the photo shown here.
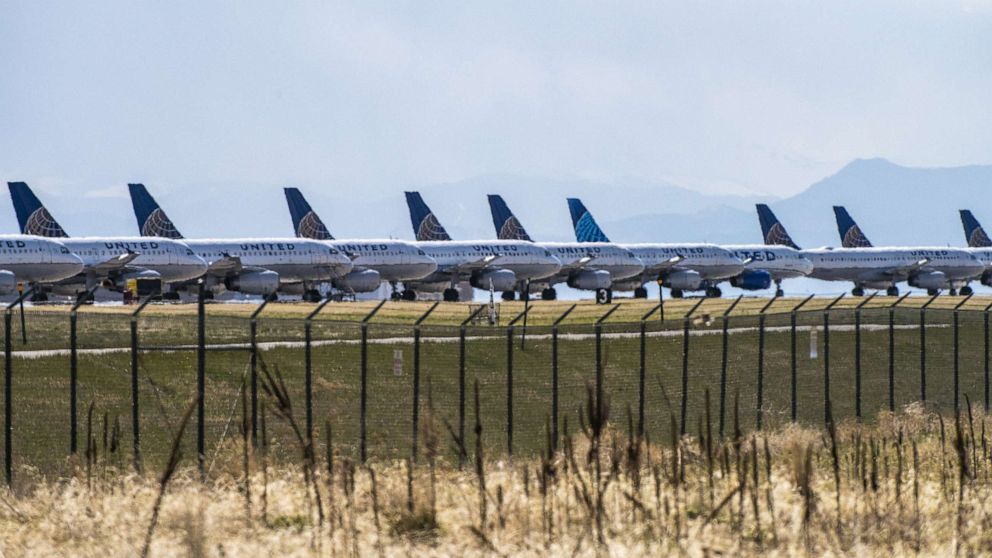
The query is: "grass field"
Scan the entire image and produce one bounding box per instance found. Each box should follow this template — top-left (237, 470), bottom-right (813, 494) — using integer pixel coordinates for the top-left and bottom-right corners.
top-left (3, 407), bottom-right (992, 556)
top-left (1, 296), bottom-right (989, 476)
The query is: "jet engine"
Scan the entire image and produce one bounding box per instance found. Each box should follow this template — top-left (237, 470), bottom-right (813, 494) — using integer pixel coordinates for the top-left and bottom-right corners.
top-left (610, 278), bottom-right (645, 292)
top-left (333, 269), bottom-right (382, 293)
top-left (0, 271), bottom-right (17, 295)
top-left (567, 269), bottom-right (611, 290)
top-left (663, 269), bottom-right (703, 291)
top-left (730, 269), bottom-right (773, 291)
top-left (226, 270), bottom-right (280, 295)
top-left (909, 270), bottom-right (947, 290)
top-left (470, 269), bottom-right (517, 292)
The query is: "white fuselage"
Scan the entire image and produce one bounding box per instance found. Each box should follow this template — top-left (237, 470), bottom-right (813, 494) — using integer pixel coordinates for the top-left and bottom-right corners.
top-left (723, 245), bottom-right (814, 281)
top-left (412, 241), bottom-right (562, 287)
top-left (62, 237), bottom-right (207, 282)
top-left (185, 239), bottom-right (353, 282)
top-left (0, 235), bottom-right (84, 283)
top-left (803, 247), bottom-right (985, 288)
top-left (624, 243), bottom-right (743, 284)
top-left (328, 239), bottom-right (437, 282)
top-left (540, 242), bottom-right (645, 288)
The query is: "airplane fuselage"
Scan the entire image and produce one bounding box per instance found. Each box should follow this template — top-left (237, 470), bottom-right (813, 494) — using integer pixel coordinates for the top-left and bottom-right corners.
top-left (625, 243), bottom-right (743, 284)
top-left (0, 235), bottom-right (84, 283)
top-left (540, 242), bottom-right (645, 289)
top-left (723, 244), bottom-right (813, 281)
top-left (412, 241), bottom-right (562, 287)
top-left (803, 246), bottom-right (984, 288)
top-left (184, 239), bottom-right (352, 282)
top-left (328, 239), bottom-right (437, 282)
top-left (61, 237), bottom-right (207, 282)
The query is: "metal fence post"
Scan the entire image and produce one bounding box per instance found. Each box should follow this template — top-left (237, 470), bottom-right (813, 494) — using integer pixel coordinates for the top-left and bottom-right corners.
top-left (303, 296), bottom-right (336, 448)
top-left (680, 298), bottom-right (706, 436)
top-left (410, 302), bottom-right (439, 464)
top-left (357, 300), bottom-right (385, 463)
top-left (953, 294), bottom-right (974, 413)
top-left (853, 293), bottom-right (878, 421)
top-left (595, 304), bottom-right (620, 429)
top-left (822, 294), bottom-right (845, 425)
top-left (4, 287), bottom-right (34, 486)
top-left (129, 295), bottom-right (155, 473)
top-left (755, 296), bottom-right (778, 430)
top-left (718, 296), bottom-right (743, 439)
top-left (248, 293), bottom-right (275, 446)
top-left (458, 306), bottom-right (487, 465)
top-left (789, 295), bottom-right (815, 423)
top-left (639, 303), bottom-right (663, 436)
top-left (197, 281), bottom-right (206, 478)
top-left (551, 305), bottom-right (577, 452)
top-left (919, 294), bottom-right (939, 405)
top-left (68, 285), bottom-right (99, 455)
top-left (888, 293), bottom-right (910, 413)
top-left (505, 308), bottom-right (531, 457)
top-left (985, 301), bottom-right (992, 413)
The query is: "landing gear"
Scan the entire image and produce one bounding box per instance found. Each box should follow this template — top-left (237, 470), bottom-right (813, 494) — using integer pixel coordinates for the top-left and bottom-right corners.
top-left (633, 286), bottom-right (648, 299)
top-left (502, 291), bottom-right (516, 301)
top-left (950, 288), bottom-right (959, 296)
top-left (961, 286), bottom-right (974, 296)
top-left (30, 291), bottom-right (48, 303)
top-left (442, 288), bottom-right (460, 302)
top-left (401, 289), bottom-right (417, 301)
top-left (162, 291), bottom-right (181, 301)
top-left (390, 284), bottom-right (401, 300)
top-left (670, 289), bottom-right (684, 299)
top-left (302, 289), bottom-right (322, 302)
top-left (886, 286), bottom-right (899, 297)
top-left (927, 289), bottom-right (939, 296)
top-left (203, 290), bottom-right (215, 300)
top-left (851, 287), bottom-right (865, 297)
top-left (519, 288), bottom-right (529, 302)
top-left (705, 286), bottom-right (722, 298)
top-left (774, 281), bottom-right (784, 298)
top-left (541, 288), bottom-right (557, 301)
top-left (75, 291), bottom-right (95, 304)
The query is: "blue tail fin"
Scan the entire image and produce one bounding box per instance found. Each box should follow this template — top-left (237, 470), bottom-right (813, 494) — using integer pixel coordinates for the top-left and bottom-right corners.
top-left (487, 195), bottom-right (532, 241)
top-left (127, 184), bottom-right (184, 239)
top-left (404, 192), bottom-right (452, 241)
top-left (566, 198), bottom-right (610, 242)
top-left (960, 210), bottom-right (992, 248)
top-left (833, 206), bottom-right (872, 248)
top-left (7, 182), bottom-right (69, 237)
top-left (284, 188), bottom-right (334, 240)
top-left (756, 204), bottom-right (800, 249)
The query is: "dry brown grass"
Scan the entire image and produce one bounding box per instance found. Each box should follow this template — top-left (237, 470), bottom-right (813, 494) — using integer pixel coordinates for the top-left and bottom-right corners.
top-left (5, 402), bottom-right (992, 556)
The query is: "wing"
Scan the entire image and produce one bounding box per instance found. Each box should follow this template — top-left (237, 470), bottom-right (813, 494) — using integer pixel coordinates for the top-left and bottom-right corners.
top-left (86, 251), bottom-right (141, 275)
top-left (203, 253), bottom-right (244, 277)
top-left (860, 257), bottom-right (930, 281)
top-left (643, 255), bottom-right (684, 275)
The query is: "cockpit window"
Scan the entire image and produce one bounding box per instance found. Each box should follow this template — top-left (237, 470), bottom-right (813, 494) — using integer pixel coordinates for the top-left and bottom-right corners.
top-left (544, 250), bottom-right (551, 257)
top-left (60, 247), bottom-right (70, 254)
top-left (185, 249), bottom-right (194, 256)
top-left (417, 249), bottom-right (426, 256)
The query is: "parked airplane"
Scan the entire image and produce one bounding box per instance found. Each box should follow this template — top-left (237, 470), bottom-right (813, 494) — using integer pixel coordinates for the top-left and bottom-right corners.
top-left (404, 192), bottom-right (561, 301)
top-left (565, 198), bottom-right (744, 298)
top-left (957, 210), bottom-right (992, 287)
top-left (487, 195), bottom-right (645, 300)
top-left (0, 235), bottom-right (84, 295)
top-left (757, 204), bottom-right (984, 296)
top-left (7, 182), bottom-right (207, 300)
top-left (128, 184), bottom-right (352, 299)
top-left (283, 188), bottom-right (437, 300)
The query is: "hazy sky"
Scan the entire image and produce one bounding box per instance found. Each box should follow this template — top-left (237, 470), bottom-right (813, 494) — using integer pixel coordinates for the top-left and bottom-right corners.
top-left (2, 1), bottom-right (990, 202)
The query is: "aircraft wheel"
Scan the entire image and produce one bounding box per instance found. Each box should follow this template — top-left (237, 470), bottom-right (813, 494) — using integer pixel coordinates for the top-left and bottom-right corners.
top-left (950, 288), bottom-right (959, 296)
top-left (705, 287), bottom-right (722, 298)
top-left (30, 292), bottom-right (48, 303)
top-left (851, 287), bottom-right (865, 297)
top-left (927, 289), bottom-right (939, 296)
top-left (541, 288), bottom-right (557, 301)
top-left (961, 286), bottom-right (974, 296)
top-left (633, 287), bottom-right (648, 299)
top-left (401, 289), bottom-right (417, 301)
top-left (886, 286), bottom-right (899, 297)
top-left (443, 288), bottom-right (460, 302)
top-left (501, 291), bottom-right (516, 301)
top-left (775, 288), bottom-right (785, 297)
top-left (670, 289), bottom-right (684, 299)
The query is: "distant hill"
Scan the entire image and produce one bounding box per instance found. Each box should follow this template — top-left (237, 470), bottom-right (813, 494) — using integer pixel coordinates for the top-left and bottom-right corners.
top-left (11, 158), bottom-right (992, 247)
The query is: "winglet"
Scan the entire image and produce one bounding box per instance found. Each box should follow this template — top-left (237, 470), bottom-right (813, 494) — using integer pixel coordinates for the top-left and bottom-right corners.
top-left (566, 198), bottom-right (610, 243)
top-left (284, 188), bottom-right (334, 240)
top-left (833, 205), bottom-right (872, 248)
top-left (7, 181), bottom-right (69, 237)
top-left (128, 183), bottom-right (184, 239)
top-left (404, 191), bottom-right (452, 241)
top-left (756, 204), bottom-right (800, 249)
top-left (487, 194), bottom-right (532, 241)
top-left (960, 210), bottom-right (992, 248)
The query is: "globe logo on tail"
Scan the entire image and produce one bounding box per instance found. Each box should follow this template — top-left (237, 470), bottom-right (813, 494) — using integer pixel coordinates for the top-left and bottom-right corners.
top-left (297, 212), bottom-right (333, 240)
top-left (416, 213), bottom-right (451, 241)
top-left (498, 216), bottom-right (530, 241)
top-left (970, 228), bottom-right (992, 248)
top-left (24, 207), bottom-right (67, 238)
top-left (140, 208), bottom-right (182, 239)
top-left (843, 225), bottom-right (872, 248)
top-left (764, 223), bottom-right (798, 249)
